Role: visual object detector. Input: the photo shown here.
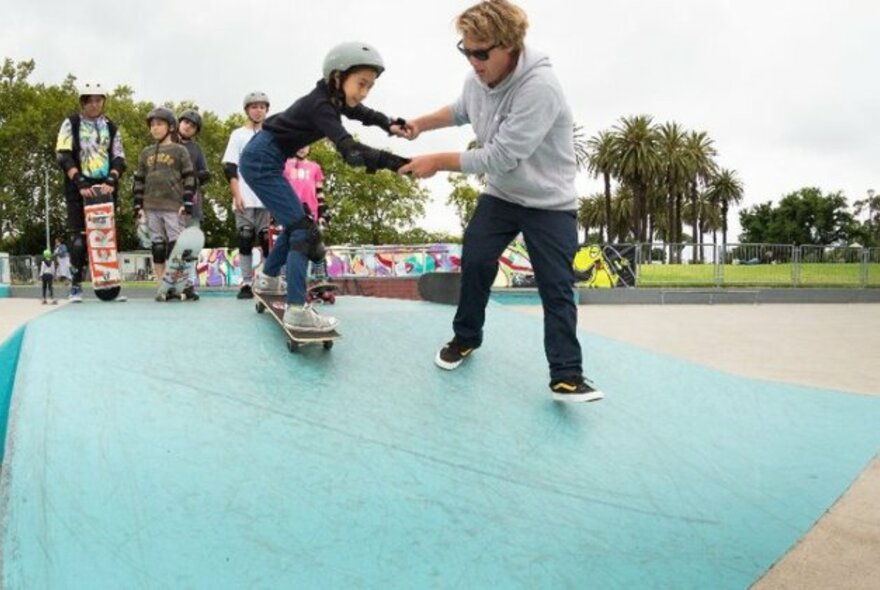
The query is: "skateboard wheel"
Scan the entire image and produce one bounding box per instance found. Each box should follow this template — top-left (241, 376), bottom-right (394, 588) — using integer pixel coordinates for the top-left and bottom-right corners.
top-left (287, 340), bottom-right (299, 353)
top-left (323, 340), bottom-right (334, 350)
top-left (256, 302), bottom-right (265, 314)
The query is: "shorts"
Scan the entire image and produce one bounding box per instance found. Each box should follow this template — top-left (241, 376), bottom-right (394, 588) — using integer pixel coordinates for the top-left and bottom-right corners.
top-left (147, 210), bottom-right (184, 243)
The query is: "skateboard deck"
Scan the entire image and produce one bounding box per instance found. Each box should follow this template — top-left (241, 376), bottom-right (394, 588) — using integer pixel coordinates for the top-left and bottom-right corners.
top-left (418, 272), bottom-right (461, 305)
top-left (83, 191), bottom-right (122, 301)
top-left (307, 281), bottom-right (338, 304)
top-left (157, 226), bottom-right (205, 301)
top-left (254, 291), bottom-right (340, 352)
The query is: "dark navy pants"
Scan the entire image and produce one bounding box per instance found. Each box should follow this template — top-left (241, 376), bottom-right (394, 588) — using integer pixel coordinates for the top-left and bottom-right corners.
top-left (239, 131), bottom-right (309, 305)
top-left (454, 194), bottom-right (583, 381)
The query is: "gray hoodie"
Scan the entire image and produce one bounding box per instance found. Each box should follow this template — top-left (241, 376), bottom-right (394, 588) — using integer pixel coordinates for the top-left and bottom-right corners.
top-left (453, 46), bottom-right (578, 211)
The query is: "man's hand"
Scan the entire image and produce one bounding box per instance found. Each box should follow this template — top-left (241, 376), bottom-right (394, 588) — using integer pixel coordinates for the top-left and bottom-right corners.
top-left (398, 155), bottom-right (439, 179)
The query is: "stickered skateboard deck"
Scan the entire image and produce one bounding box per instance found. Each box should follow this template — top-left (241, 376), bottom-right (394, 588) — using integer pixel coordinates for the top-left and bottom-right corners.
top-left (418, 272), bottom-right (461, 305)
top-left (83, 191), bottom-right (122, 301)
top-left (253, 291), bottom-right (341, 353)
top-left (157, 226), bottom-right (204, 301)
top-left (307, 281), bottom-right (338, 304)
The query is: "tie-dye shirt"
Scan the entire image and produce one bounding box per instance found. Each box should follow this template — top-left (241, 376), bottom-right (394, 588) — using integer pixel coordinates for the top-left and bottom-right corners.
top-left (55, 115), bottom-right (125, 180)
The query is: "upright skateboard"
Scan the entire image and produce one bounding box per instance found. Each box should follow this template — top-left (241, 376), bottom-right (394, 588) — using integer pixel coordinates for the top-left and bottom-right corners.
top-left (83, 191), bottom-right (123, 301)
top-left (418, 272), bottom-right (461, 305)
top-left (254, 291), bottom-right (340, 353)
top-left (156, 226), bottom-right (205, 301)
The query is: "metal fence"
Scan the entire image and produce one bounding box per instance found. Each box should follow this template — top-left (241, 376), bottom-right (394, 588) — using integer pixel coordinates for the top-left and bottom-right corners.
top-left (632, 243), bottom-right (879, 287)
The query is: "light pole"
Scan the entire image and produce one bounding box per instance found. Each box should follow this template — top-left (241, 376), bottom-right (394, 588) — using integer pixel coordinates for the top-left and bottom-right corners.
top-left (44, 171), bottom-right (51, 250)
top-left (869, 189), bottom-right (876, 244)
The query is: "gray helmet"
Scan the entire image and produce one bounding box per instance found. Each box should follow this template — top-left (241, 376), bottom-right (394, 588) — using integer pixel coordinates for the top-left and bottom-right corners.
top-left (243, 91), bottom-right (270, 110)
top-left (78, 82), bottom-right (107, 98)
top-left (322, 42), bottom-right (385, 83)
top-left (146, 107), bottom-right (177, 130)
top-left (179, 109), bottom-right (202, 132)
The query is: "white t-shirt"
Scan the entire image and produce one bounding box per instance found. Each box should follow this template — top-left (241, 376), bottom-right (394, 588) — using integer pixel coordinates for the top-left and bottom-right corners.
top-left (222, 126), bottom-right (265, 209)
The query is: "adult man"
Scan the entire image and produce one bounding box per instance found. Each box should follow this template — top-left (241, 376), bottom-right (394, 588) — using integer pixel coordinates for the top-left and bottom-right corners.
top-left (222, 92), bottom-right (271, 299)
top-left (400, 0), bottom-right (602, 402)
top-left (55, 82), bottom-right (126, 302)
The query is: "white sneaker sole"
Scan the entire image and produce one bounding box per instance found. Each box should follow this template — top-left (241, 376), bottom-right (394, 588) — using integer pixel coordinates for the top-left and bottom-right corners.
top-left (552, 390), bottom-right (604, 403)
top-left (283, 324), bottom-right (338, 334)
top-left (434, 351), bottom-right (466, 371)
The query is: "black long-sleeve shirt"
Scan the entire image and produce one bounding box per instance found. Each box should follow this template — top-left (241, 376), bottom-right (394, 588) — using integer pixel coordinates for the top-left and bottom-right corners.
top-left (263, 80), bottom-right (408, 173)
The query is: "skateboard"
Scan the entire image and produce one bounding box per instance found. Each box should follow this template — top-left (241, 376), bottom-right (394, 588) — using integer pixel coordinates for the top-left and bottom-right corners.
top-left (156, 226), bottom-right (205, 301)
top-left (307, 281), bottom-right (338, 304)
top-left (418, 272), bottom-right (461, 305)
top-left (254, 291), bottom-right (340, 353)
top-left (83, 191), bottom-right (122, 301)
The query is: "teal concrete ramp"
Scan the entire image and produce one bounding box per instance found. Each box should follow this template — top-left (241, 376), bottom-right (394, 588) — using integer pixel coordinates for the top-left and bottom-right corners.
top-left (2, 297), bottom-right (879, 588)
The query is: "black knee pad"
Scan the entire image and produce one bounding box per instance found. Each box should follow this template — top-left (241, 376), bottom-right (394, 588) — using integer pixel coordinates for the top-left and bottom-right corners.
top-left (287, 217), bottom-right (325, 263)
top-left (151, 239), bottom-right (169, 264)
top-left (258, 228), bottom-right (270, 258)
top-left (238, 226), bottom-right (255, 254)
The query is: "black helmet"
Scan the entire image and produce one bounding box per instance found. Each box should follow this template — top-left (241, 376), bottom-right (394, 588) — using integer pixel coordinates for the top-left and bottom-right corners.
top-left (146, 107), bottom-right (177, 130)
top-left (179, 109), bottom-right (202, 132)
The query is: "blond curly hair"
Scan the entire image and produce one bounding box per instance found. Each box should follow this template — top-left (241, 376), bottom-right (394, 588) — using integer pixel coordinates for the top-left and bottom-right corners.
top-left (456, 0), bottom-right (529, 52)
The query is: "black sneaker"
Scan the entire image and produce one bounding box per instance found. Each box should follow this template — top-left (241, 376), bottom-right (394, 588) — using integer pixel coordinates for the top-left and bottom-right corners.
top-left (434, 337), bottom-right (478, 370)
top-left (182, 286), bottom-right (200, 301)
top-left (237, 284), bottom-right (254, 299)
top-left (550, 376), bottom-right (604, 403)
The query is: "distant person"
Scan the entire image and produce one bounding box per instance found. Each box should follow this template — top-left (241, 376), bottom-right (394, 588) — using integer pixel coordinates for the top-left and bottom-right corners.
top-left (39, 249), bottom-right (57, 305)
top-left (54, 82), bottom-right (126, 303)
top-left (399, 0), bottom-right (602, 402)
top-left (52, 236), bottom-right (71, 284)
top-left (222, 92), bottom-right (271, 299)
top-left (178, 109), bottom-right (212, 293)
top-left (283, 145), bottom-right (329, 280)
top-left (132, 107), bottom-right (196, 300)
top-left (240, 41), bottom-right (409, 332)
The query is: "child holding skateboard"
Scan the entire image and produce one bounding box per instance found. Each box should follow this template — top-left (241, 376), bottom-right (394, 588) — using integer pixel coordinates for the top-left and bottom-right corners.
top-left (178, 109), bottom-right (212, 294)
top-left (240, 41), bottom-right (410, 333)
top-left (131, 107), bottom-right (196, 299)
top-left (39, 249), bottom-right (58, 305)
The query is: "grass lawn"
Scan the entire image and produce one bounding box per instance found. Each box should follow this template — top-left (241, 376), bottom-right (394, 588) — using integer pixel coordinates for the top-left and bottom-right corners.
top-left (637, 263), bottom-right (880, 287)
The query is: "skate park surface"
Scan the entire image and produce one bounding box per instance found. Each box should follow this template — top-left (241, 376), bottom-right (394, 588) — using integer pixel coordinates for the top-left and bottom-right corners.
top-left (0, 296), bottom-right (878, 589)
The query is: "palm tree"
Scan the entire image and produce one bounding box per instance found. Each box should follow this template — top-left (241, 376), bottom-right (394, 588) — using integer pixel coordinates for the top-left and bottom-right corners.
top-left (683, 131), bottom-right (718, 261)
top-left (577, 193), bottom-right (607, 243)
top-left (657, 122), bottom-right (690, 259)
top-left (610, 115), bottom-right (660, 242)
top-left (586, 130), bottom-right (615, 242)
top-left (610, 185), bottom-right (634, 243)
top-left (573, 123), bottom-right (589, 171)
top-left (706, 168), bottom-right (744, 246)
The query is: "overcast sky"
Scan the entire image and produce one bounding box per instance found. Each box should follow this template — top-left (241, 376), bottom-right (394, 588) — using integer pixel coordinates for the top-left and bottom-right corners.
top-left (3, 0), bottom-right (878, 239)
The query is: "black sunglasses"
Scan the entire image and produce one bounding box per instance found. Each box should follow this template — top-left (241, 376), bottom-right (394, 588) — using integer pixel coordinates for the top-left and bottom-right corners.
top-left (456, 40), bottom-right (498, 61)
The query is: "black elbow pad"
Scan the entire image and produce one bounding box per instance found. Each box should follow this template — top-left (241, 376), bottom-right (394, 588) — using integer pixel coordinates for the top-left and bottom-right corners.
top-left (57, 151), bottom-right (76, 172)
top-left (223, 163), bottom-right (238, 182)
top-left (199, 170), bottom-right (212, 185)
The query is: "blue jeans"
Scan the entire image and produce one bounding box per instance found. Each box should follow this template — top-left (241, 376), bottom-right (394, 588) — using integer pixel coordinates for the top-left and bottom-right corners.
top-left (239, 131), bottom-right (308, 305)
top-left (455, 194), bottom-right (583, 381)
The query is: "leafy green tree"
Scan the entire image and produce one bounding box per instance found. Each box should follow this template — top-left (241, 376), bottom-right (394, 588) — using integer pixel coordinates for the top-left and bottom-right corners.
top-left (683, 130), bottom-right (718, 256)
top-left (657, 122), bottom-right (689, 254)
top-left (308, 139), bottom-right (429, 245)
top-left (738, 187), bottom-right (856, 245)
top-left (446, 173), bottom-right (479, 231)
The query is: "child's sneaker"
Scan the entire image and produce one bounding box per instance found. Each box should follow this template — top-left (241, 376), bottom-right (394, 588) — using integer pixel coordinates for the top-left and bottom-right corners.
top-left (41, 299), bottom-right (47, 305)
top-left (282, 303), bottom-right (338, 333)
top-left (434, 337), bottom-right (478, 370)
top-left (549, 376), bottom-right (603, 403)
top-left (254, 273), bottom-right (286, 295)
top-left (237, 284), bottom-right (254, 299)
top-left (68, 285), bottom-right (83, 303)
top-left (51, 299), bottom-right (58, 305)
top-left (182, 286), bottom-right (200, 301)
